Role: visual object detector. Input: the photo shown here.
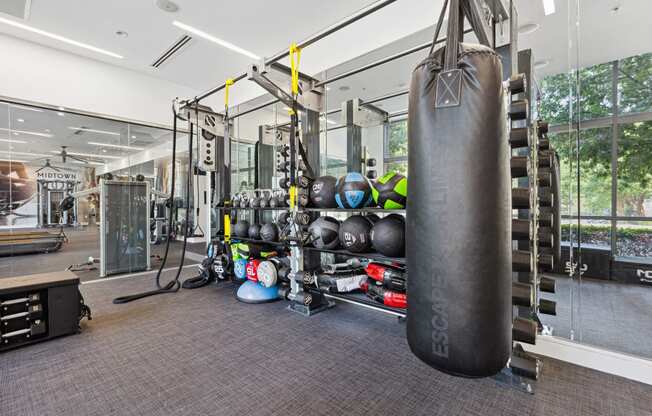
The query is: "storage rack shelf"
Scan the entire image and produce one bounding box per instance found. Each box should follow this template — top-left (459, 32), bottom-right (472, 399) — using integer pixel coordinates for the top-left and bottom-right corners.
top-left (321, 292), bottom-right (406, 318)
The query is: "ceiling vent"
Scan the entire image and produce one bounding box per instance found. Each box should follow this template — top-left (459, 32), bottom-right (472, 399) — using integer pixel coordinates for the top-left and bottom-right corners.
top-left (0, 0), bottom-right (31, 20)
top-left (151, 35), bottom-right (192, 68)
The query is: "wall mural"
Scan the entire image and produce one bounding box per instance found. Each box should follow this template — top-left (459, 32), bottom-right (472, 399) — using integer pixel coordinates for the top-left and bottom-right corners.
top-left (0, 160), bottom-right (96, 229)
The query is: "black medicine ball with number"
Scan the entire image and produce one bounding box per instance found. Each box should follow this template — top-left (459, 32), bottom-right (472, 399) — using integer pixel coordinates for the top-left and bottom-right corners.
top-left (233, 220), bottom-right (250, 238)
top-left (248, 223), bottom-right (261, 240)
top-left (339, 215), bottom-right (373, 252)
top-left (260, 223), bottom-right (279, 242)
top-left (371, 214), bottom-right (405, 257)
top-left (310, 176), bottom-right (338, 208)
top-left (308, 216), bottom-right (340, 249)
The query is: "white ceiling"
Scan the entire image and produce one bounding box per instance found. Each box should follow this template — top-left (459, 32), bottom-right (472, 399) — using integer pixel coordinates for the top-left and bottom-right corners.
top-left (0, 0), bottom-right (649, 110)
top-left (0, 0), bottom-right (451, 106)
top-left (0, 0), bottom-right (650, 169)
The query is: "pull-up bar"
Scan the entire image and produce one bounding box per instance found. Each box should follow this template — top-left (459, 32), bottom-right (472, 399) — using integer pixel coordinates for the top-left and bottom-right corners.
top-left (184, 0), bottom-right (398, 105)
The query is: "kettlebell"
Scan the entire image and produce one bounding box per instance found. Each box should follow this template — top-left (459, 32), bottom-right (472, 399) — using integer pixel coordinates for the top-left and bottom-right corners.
top-left (250, 190), bottom-right (261, 208)
top-left (259, 189), bottom-right (271, 208)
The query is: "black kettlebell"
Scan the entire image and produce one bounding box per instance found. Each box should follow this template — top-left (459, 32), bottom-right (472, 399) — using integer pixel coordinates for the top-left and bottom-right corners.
top-left (259, 190), bottom-right (271, 208)
top-left (250, 190), bottom-right (261, 208)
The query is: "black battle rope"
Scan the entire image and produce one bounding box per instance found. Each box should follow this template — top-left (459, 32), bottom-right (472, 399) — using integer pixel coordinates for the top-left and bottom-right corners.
top-left (113, 104), bottom-right (193, 303)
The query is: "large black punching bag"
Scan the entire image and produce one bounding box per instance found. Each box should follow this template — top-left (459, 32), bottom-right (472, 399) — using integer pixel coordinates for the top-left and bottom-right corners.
top-left (406, 0), bottom-right (512, 378)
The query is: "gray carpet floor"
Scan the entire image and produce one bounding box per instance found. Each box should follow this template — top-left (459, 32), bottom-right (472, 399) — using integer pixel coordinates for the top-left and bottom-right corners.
top-left (1, 269), bottom-right (651, 416)
top-left (539, 274), bottom-right (652, 359)
top-left (0, 228), bottom-right (200, 281)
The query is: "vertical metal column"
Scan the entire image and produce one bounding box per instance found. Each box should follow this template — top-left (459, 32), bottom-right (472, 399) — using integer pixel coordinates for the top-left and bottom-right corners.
top-left (610, 60), bottom-right (619, 257)
top-left (214, 133), bottom-right (230, 236)
top-left (302, 109), bottom-right (321, 177)
top-left (301, 109), bottom-right (322, 271)
top-left (344, 100), bottom-right (362, 173)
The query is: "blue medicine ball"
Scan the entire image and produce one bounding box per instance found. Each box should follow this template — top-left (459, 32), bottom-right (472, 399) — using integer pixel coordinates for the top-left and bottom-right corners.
top-left (234, 258), bottom-right (248, 281)
top-left (335, 172), bottom-right (373, 209)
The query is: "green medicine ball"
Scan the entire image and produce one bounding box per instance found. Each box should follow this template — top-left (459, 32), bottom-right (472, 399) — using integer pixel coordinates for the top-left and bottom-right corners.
top-left (371, 172), bottom-right (407, 209)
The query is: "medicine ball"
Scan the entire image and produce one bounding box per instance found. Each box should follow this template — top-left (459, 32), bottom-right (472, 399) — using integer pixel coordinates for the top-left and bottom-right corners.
top-left (365, 213), bottom-right (380, 224)
top-left (248, 223), bottom-right (261, 240)
top-left (371, 214), bottom-right (405, 257)
top-left (308, 216), bottom-right (340, 250)
top-left (260, 223), bottom-right (279, 242)
top-left (310, 176), bottom-right (338, 208)
top-left (335, 172), bottom-right (372, 209)
top-left (372, 171), bottom-right (407, 209)
top-left (233, 220), bottom-right (250, 238)
top-left (234, 258), bottom-right (248, 281)
top-left (257, 260), bottom-right (278, 288)
top-left (277, 211), bottom-right (290, 227)
top-left (339, 215), bottom-right (373, 252)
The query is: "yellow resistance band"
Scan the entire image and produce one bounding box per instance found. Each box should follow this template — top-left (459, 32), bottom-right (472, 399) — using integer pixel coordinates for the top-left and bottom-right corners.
top-left (289, 43), bottom-right (301, 96)
top-left (224, 78), bottom-right (234, 110)
top-left (224, 214), bottom-right (231, 242)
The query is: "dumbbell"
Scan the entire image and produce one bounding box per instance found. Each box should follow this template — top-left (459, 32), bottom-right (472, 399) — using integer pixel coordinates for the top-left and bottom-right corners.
top-left (367, 170), bottom-right (377, 180)
top-left (366, 158), bottom-right (377, 167)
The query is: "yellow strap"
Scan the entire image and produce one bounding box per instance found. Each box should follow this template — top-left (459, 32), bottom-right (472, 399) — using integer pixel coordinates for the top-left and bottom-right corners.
top-left (224, 78), bottom-right (234, 109)
top-left (224, 214), bottom-right (231, 242)
top-left (289, 43), bottom-right (301, 96)
top-left (289, 185), bottom-right (297, 209)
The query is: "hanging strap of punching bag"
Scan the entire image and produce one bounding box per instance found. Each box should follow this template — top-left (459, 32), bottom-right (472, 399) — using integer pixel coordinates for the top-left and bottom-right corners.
top-left (443, 0), bottom-right (461, 71)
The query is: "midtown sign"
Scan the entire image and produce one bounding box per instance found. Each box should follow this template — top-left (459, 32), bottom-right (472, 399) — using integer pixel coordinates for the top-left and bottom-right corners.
top-left (36, 169), bottom-right (79, 182)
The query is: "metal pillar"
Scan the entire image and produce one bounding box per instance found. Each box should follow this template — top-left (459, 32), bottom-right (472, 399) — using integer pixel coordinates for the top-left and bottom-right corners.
top-left (344, 101), bottom-right (363, 173)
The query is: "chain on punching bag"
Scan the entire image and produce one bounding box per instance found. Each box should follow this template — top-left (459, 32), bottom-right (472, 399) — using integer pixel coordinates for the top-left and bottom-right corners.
top-left (406, 0), bottom-right (512, 377)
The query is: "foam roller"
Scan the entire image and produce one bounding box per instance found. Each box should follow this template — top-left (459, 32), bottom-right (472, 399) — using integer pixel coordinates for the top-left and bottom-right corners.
top-left (509, 99), bottom-right (529, 121)
top-left (539, 137), bottom-right (550, 150)
top-left (513, 250), bottom-right (554, 272)
top-left (539, 299), bottom-right (557, 316)
top-left (509, 74), bottom-right (526, 95)
top-left (512, 282), bottom-right (533, 308)
top-left (511, 219), bottom-right (553, 247)
top-left (513, 317), bottom-right (537, 345)
top-left (539, 276), bottom-right (556, 294)
top-left (509, 127), bottom-right (529, 148)
top-left (539, 207), bottom-right (554, 227)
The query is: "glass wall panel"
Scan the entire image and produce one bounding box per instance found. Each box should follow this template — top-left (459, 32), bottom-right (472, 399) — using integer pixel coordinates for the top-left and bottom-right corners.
top-left (617, 121), bottom-right (652, 218)
top-left (0, 100), bottom-right (197, 281)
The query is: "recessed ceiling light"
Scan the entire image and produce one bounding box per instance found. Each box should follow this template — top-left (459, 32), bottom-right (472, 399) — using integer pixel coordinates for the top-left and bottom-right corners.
top-left (10, 105), bottom-right (42, 113)
top-left (115, 30), bottom-right (129, 38)
top-left (0, 150), bottom-right (50, 157)
top-left (339, 86), bottom-right (350, 91)
top-left (0, 16), bottom-right (123, 59)
top-left (172, 21), bottom-right (260, 60)
top-left (156, 0), bottom-right (179, 13)
top-left (0, 138), bottom-right (27, 144)
top-left (16, 118), bottom-right (25, 123)
top-left (534, 59), bottom-right (551, 69)
top-left (57, 112), bottom-right (65, 116)
top-left (518, 23), bottom-right (540, 35)
top-left (68, 127), bottom-right (120, 136)
top-left (88, 141), bottom-right (144, 151)
top-left (542, 0), bottom-right (556, 16)
top-left (131, 135), bottom-right (136, 139)
top-left (49, 150), bottom-right (121, 159)
top-left (0, 128), bottom-right (52, 138)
